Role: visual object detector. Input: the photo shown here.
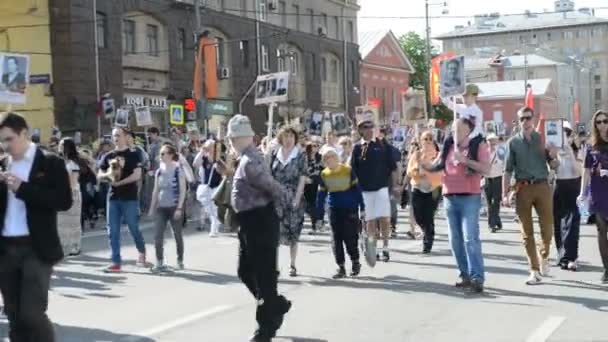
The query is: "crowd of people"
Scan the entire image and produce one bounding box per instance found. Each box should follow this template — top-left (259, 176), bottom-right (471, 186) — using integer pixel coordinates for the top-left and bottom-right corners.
top-left (2, 95), bottom-right (608, 340)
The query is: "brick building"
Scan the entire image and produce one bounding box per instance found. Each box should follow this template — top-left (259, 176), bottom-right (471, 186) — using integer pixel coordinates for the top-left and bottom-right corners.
top-left (476, 78), bottom-right (558, 133)
top-left (358, 30), bottom-right (414, 123)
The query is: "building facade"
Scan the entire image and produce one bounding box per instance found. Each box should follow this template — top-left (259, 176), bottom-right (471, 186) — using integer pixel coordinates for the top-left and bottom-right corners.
top-left (476, 78), bottom-right (558, 133)
top-left (0, 0), bottom-right (55, 141)
top-left (436, 0), bottom-right (608, 121)
top-left (466, 54), bottom-right (591, 123)
top-left (358, 30), bottom-right (414, 124)
top-left (49, 0), bottom-right (361, 138)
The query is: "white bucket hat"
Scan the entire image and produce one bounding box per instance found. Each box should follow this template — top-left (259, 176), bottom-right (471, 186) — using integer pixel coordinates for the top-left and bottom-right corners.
top-left (227, 114), bottom-right (255, 138)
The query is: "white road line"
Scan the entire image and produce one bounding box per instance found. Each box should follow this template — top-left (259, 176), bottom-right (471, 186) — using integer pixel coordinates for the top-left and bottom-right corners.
top-left (525, 316), bottom-right (566, 342)
top-left (123, 305), bottom-right (234, 341)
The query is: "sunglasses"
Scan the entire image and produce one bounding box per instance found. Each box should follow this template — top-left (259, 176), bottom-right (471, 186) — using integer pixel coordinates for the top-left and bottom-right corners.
top-left (519, 116), bottom-right (533, 122)
top-left (595, 119), bottom-right (608, 126)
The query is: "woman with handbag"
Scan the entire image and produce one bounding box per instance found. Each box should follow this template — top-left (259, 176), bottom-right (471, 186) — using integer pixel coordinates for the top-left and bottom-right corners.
top-left (194, 140), bottom-right (223, 237)
top-left (407, 131), bottom-right (442, 253)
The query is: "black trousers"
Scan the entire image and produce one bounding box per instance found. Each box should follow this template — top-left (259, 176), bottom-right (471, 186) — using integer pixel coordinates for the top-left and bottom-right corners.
top-left (329, 208), bottom-right (360, 266)
top-left (595, 215), bottom-right (608, 271)
top-left (236, 203), bottom-right (284, 337)
top-left (553, 178), bottom-right (581, 264)
top-left (0, 239), bottom-right (55, 342)
top-left (303, 183), bottom-right (319, 229)
top-left (411, 188), bottom-right (440, 251)
top-left (484, 176), bottom-right (503, 229)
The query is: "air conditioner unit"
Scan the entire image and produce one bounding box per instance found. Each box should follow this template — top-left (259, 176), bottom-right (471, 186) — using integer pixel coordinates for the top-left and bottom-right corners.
top-left (268, 0), bottom-right (279, 11)
top-left (218, 67), bottom-right (231, 79)
top-left (318, 26), bottom-right (327, 37)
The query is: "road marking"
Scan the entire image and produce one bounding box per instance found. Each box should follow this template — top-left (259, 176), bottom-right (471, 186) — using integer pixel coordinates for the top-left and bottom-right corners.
top-left (124, 305), bottom-right (234, 341)
top-left (525, 316), bottom-right (566, 342)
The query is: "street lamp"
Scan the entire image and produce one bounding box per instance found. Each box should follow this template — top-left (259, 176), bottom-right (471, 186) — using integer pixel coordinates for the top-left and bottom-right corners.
top-left (425, 0), bottom-right (449, 120)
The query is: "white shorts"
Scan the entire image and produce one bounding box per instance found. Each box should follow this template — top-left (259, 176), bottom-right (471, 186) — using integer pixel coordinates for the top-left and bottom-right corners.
top-left (362, 187), bottom-right (391, 221)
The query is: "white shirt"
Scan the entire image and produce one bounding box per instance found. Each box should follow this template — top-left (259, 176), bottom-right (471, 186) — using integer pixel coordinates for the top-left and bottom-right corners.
top-left (556, 145), bottom-right (582, 180)
top-left (487, 148), bottom-right (505, 178)
top-left (3, 143), bottom-right (37, 237)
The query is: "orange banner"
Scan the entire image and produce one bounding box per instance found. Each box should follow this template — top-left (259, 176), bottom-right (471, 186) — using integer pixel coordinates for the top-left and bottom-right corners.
top-left (574, 100), bottom-right (580, 123)
top-left (430, 53), bottom-right (456, 105)
top-left (203, 37), bottom-right (218, 99)
top-left (193, 38), bottom-right (204, 100)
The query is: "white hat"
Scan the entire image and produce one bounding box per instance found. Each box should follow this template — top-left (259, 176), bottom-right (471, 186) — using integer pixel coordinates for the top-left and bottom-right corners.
top-left (357, 111), bottom-right (375, 127)
top-left (486, 133), bottom-right (499, 141)
top-left (563, 121), bottom-right (573, 130)
top-left (320, 146), bottom-right (339, 159)
top-left (227, 114), bottom-right (255, 138)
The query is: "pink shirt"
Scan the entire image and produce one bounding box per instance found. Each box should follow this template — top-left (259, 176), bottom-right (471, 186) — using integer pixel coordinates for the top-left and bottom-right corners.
top-left (442, 141), bottom-right (490, 195)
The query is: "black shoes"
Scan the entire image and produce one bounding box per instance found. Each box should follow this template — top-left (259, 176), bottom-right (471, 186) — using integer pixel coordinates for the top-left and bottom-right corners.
top-left (455, 277), bottom-right (472, 288)
top-left (602, 271), bottom-right (608, 284)
top-left (467, 279), bottom-right (484, 294)
top-left (382, 251), bottom-right (390, 262)
top-left (249, 332), bottom-right (272, 342)
top-left (351, 262), bottom-right (361, 277)
top-left (332, 266), bottom-right (347, 279)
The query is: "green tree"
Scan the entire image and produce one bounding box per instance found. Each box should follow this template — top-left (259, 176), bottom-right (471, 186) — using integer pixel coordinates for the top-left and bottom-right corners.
top-left (399, 31), bottom-right (452, 124)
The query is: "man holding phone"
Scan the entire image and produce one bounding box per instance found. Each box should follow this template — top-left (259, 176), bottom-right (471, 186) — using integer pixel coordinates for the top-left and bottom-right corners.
top-left (0, 112), bottom-right (72, 341)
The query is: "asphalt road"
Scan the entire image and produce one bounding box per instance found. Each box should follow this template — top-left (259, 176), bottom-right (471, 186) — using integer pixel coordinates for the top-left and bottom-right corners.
top-left (1, 208), bottom-right (607, 342)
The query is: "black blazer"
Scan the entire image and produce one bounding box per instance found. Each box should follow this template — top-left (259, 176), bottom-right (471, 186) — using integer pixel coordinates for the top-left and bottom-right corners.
top-left (0, 148), bottom-right (73, 265)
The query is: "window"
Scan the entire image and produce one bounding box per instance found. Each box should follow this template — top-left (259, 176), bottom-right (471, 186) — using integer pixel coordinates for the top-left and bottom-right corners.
top-left (216, 37), bottom-right (225, 66)
top-left (241, 0), bottom-right (248, 16)
top-left (595, 88), bottom-right (602, 101)
top-left (391, 89), bottom-right (397, 112)
top-left (595, 75), bottom-right (601, 85)
top-left (310, 53), bottom-right (316, 80)
top-left (146, 24), bottom-right (159, 56)
top-left (334, 16), bottom-right (340, 39)
top-left (577, 29), bottom-right (588, 38)
top-left (240, 40), bottom-right (249, 67)
top-left (277, 49), bottom-right (286, 72)
top-left (330, 59), bottom-right (338, 82)
top-left (321, 13), bottom-right (328, 30)
top-left (348, 21), bottom-right (354, 42)
top-left (292, 5), bottom-right (300, 30)
top-left (564, 31), bottom-right (574, 39)
top-left (546, 32), bottom-right (552, 41)
top-left (96, 12), bottom-right (107, 48)
top-left (321, 57), bottom-right (327, 81)
top-left (261, 44), bottom-right (269, 71)
top-left (123, 19), bottom-right (135, 54)
top-left (177, 29), bottom-right (185, 60)
top-left (307, 9), bottom-right (314, 33)
top-left (280, 1), bottom-right (287, 27)
top-left (289, 54), bottom-right (298, 76)
top-left (373, 87), bottom-right (377, 98)
top-left (259, 1), bottom-right (267, 21)
top-left (362, 85), bottom-right (367, 101)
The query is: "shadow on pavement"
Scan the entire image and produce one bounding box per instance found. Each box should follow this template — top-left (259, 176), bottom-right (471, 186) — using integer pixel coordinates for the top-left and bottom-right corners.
top-left (276, 337), bottom-right (328, 342)
top-left (0, 322), bottom-right (155, 342)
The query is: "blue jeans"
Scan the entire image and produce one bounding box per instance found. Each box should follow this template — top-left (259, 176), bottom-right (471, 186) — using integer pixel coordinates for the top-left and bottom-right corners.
top-left (107, 200), bottom-right (146, 265)
top-left (444, 194), bottom-right (485, 282)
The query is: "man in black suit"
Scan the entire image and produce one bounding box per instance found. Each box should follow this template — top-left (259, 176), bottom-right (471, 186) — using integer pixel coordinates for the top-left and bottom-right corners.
top-left (0, 112), bottom-right (73, 342)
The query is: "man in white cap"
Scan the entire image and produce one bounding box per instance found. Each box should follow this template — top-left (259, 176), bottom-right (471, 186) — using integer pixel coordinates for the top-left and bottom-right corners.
top-left (351, 112), bottom-right (399, 263)
top-left (484, 133), bottom-right (504, 233)
top-left (217, 114), bottom-right (291, 342)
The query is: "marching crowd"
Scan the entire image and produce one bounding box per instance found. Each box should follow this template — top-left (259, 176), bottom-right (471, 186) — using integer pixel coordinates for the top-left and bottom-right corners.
top-left (2, 85), bottom-right (608, 340)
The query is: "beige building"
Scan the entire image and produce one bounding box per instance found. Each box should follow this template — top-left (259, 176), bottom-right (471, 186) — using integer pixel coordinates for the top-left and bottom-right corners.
top-left (436, 0), bottom-right (608, 121)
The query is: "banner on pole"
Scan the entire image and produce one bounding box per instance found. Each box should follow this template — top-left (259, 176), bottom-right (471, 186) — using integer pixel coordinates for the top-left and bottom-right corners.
top-left (135, 106), bottom-right (153, 126)
top-left (439, 55), bottom-right (465, 98)
top-left (255, 72), bottom-right (289, 105)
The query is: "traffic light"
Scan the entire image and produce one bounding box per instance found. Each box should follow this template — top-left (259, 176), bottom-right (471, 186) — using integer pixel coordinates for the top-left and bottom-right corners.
top-left (184, 98), bottom-right (195, 112)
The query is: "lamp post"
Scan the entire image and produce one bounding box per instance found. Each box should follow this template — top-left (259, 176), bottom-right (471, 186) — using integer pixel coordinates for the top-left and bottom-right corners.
top-left (424, 0), bottom-right (449, 120)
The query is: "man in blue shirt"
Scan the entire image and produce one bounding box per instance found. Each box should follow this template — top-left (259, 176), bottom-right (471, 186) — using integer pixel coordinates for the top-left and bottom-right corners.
top-left (351, 114), bottom-right (399, 263)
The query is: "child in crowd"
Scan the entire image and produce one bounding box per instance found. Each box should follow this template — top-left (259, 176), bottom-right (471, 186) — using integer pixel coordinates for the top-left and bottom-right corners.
top-left (316, 147), bottom-right (365, 279)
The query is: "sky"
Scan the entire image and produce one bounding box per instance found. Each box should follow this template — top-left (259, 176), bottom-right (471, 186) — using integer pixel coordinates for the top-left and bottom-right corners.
top-left (358, 0), bottom-right (608, 41)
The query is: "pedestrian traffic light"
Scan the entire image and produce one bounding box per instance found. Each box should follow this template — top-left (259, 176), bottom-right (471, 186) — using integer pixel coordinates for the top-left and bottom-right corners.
top-left (184, 98), bottom-right (195, 112)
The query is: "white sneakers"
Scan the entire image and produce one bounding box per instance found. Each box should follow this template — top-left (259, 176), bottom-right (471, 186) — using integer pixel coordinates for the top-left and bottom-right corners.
top-left (526, 258), bottom-right (551, 285)
top-left (526, 271), bottom-right (542, 285)
top-left (540, 258), bottom-right (551, 277)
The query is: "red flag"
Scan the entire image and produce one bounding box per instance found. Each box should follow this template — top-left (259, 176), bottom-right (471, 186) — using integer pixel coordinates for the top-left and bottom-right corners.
top-left (525, 84), bottom-right (534, 110)
top-left (574, 100), bottom-right (580, 123)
